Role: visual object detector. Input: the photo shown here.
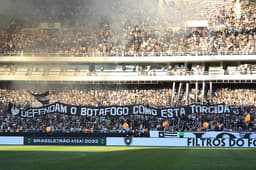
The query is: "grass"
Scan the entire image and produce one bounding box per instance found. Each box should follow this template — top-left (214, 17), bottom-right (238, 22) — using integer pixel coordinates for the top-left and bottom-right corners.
top-left (0, 146), bottom-right (256, 170)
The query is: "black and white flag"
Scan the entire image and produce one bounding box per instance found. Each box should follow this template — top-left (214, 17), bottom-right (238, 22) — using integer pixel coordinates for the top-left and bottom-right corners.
top-left (29, 91), bottom-right (50, 105)
top-left (9, 103), bottom-right (20, 116)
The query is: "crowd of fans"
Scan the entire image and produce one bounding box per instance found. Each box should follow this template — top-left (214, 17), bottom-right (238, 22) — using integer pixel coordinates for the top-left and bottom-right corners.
top-left (0, 86), bottom-right (256, 134)
top-left (1, 0), bottom-right (256, 135)
top-left (0, 0), bottom-right (256, 56)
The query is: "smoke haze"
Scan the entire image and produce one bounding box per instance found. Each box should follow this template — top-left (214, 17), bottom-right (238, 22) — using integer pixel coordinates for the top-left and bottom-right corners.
top-left (0, 0), bottom-right (159, 27)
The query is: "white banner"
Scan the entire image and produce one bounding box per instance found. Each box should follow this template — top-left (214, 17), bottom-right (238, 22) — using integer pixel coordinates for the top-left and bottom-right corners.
top-left (107, 137), bottom-right (256, 148)
top-left (0, 136), bottom-right (24, 145)
top-left (107, 137), bottom-right (187, 147)
top-left (152, 131), bottom-right (256, 139)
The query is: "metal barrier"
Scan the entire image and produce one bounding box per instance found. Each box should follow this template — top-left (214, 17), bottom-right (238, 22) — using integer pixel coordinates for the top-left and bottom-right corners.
top-left (1, 50), bottom-right (256, 57)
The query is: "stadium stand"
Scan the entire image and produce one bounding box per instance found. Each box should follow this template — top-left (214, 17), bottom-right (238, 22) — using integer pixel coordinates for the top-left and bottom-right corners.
top-left (0, 0), bottom-right (256, 137)
top-left (0, 0), bottom-right (255, 56)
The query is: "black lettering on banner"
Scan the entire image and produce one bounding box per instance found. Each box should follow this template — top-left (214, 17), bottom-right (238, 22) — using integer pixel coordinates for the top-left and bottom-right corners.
top-left (229, 138), bottom-right (236, 146)
top-left (248, 139), bottom-right (256, 147)
top-left (186, 131), bottom-right (256, 148)
top-left (187, 138), bottom-right (193, 146)
top-left (206, 138), bottom-right (212, 147)
top-left (236, 139), bottom-right (244, 147)
top-left (213, 139), bottom-right (221, 146)
top-left (220, 138), bottom-right (225, 147)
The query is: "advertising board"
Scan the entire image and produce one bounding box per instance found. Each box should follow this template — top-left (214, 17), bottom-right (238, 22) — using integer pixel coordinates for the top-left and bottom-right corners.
top-left (24, 137), bottom-right (106, 146)
top-left (0, 136), bottom-right (24, 145)
top-left (107, 136), bottom-right (256, 148)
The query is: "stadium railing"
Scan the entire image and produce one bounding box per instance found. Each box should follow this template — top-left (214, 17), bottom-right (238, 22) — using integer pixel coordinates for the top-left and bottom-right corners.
top-left (1, 50), bottom-right (256, 57)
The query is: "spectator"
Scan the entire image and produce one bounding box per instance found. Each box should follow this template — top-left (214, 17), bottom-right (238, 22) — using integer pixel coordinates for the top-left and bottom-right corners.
top-left (0, 86), bottom-right (255, 133)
